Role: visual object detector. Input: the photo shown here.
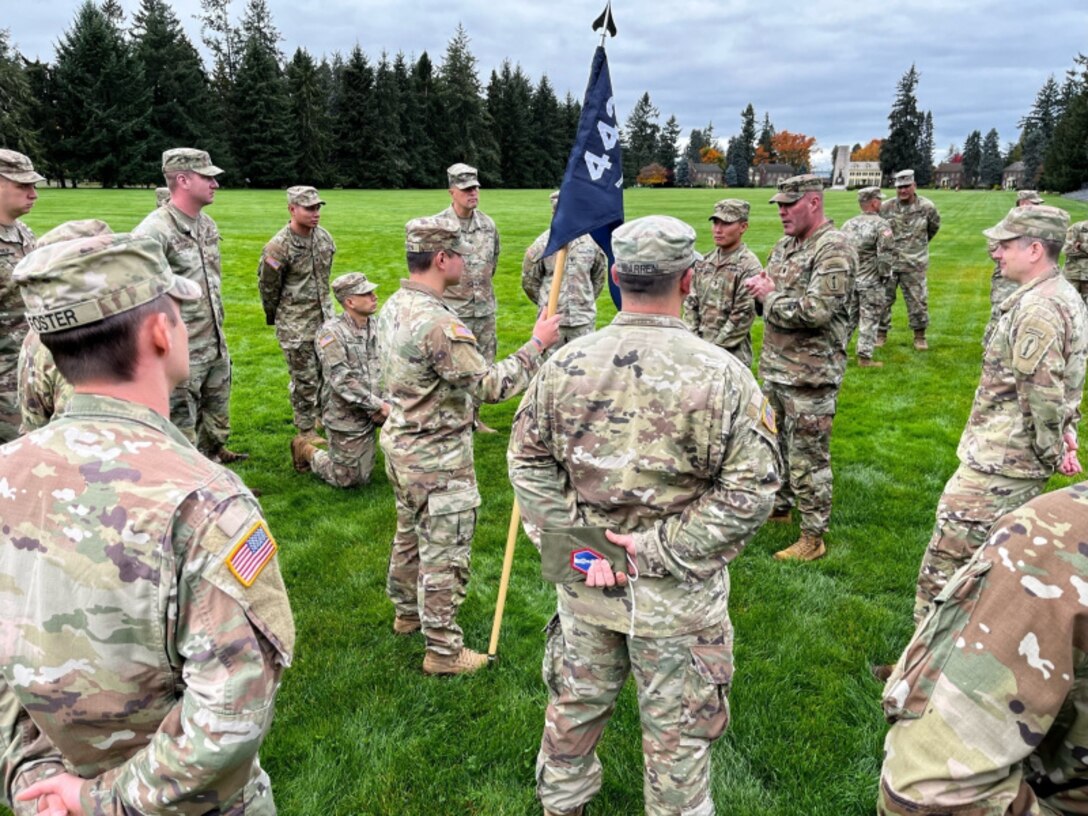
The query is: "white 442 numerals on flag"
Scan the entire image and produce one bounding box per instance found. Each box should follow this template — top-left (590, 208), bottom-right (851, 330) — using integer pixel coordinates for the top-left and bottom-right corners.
top-left (584, 96), bottom-right (618, 182)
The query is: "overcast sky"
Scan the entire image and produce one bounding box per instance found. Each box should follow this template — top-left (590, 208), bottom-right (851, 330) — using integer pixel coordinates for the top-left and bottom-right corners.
top-left (6, 0), bottom-right (1086, 169)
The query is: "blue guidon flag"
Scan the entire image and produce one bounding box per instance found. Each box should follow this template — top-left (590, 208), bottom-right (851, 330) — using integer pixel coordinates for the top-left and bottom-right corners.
top-left (543, 6), bottom-right (624, 308)
top-left (570, 547), bottom-right (607, 576)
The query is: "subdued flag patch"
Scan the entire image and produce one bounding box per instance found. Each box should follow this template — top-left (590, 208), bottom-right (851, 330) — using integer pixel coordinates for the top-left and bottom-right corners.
top-left (317, 332), bottom-right (336, 348)
top-left (761, 398), bottom-right (777, 434)
top-left (227, 521), bottom-right (277, 587)
top-left (570, 547), bottom-right (605, 575)
top-left (263, 255), bottom-right (281, 270)
top-left (447, 323), bottom-right (476, 342)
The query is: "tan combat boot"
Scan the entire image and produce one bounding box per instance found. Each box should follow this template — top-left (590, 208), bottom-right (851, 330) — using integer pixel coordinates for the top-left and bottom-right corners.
top-left (774, 532), bottom-right (826, 561)
top-left (290, 435), bottom-right (317, 473)
top-left (857, 356), bottom-right (884, 368)
top-left (767, 508), bottom-right (792, 523)
top-left (296, 429), bottom-right (327, 447)
top-left (422, 648), bottom-right (489, 676)
top-left (913, 330), bottom-right (928, 350)
top-left (874, 332), bottom-right (887, 347)
top-left (871, 664), bottom-right (895, 683)
top-left (393, 615), bottom-right (421, 635)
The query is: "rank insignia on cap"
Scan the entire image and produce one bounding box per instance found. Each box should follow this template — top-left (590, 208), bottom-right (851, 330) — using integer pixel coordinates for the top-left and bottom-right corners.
top-left (760, 398), bottom-right (777, 434)
top-left (446, 323), bottom-right (476, 342)
top-left (263, 256), bottom-right (281, 270)
top-left (227, 521), bottom-right (278, 587)
top-left (570, 547), bottom-right (605, 575)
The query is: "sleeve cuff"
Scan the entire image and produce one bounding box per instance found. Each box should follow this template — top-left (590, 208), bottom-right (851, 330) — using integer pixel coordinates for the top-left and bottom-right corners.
top-left (634, 527), bottom-right (669, 578)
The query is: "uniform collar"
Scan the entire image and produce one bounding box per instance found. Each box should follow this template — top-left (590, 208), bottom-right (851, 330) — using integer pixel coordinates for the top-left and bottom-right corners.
top-left (60, 393), bottom-right (193, 447)
top-left (611, 312), bottom-right (688, 330)
top-left (999, 265), bottom-right (1062, 313)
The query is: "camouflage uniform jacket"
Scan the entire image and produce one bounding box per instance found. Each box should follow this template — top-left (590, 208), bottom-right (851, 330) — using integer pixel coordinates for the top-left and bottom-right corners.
top-left (508, 313), bottom-right (780, 637)
top-left (133, 204), bottom-right (227, 364)
top-left (0, 394), bottom-right (294, 815)
top-left (16, 328), bottom-right (72, 433)
top-left (0, 220), bottom-right (35, 341)
top-left (257, 223), bottom-right (335, 343)
top-left (880, 194), bottom-right (941, 270)
top-left (683, 243), bottom-right (762, 365)
top-left (958, 267), bottom-right (1088, 480)
top-left (1064, 220), bottom-right (1088, 282)
top-left (841, 213), bottom-right (894, 288)
top-left (759, 221), bottom-right (856, 388)
top-left (377, 279), bottom-right (542, 473)
top-left (521, 231), bottom-right (606, 327)
top-left (437, 205), bottom-right (501, 319)
top-left (315, 311), bottom-right (383, 431)
top-left (879, 482), bottom-right (1088, 816)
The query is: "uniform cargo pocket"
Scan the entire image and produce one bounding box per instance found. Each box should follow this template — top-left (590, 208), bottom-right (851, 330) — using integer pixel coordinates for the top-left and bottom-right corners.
top-left (680, 641), bottom-right (733, 741)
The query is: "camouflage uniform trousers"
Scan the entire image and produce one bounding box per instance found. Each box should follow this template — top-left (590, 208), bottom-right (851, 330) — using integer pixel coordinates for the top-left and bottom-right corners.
top-left (311, 425), bottom-right (376, 488)
top-left (879, 264), bottom-right (929, 333)
top-left (763, 382), bottom-right (837, 536)
top-left (0, 335), bottom-right (18, 443)
top-left (854, 285), bottom-right (888, 359)
top-left (280, 340), bottom-right (323, 433)
top-left (384, 462), bottom-right (478, 655)
top-left (460, 313), bottom-right (497, 364)
top-left (544, 324), bottom-right (594, 359)
top-left (538, 611), bottom-right (732, 816)
top-left (171, 352), bottom-right (232, 455)
top-left (1067, 278), bottom-right (1088, 311)
top-left (912, 463), bottom-right (1044, 622)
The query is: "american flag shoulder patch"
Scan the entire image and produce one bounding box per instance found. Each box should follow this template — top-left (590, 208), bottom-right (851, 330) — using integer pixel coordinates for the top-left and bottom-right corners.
top-left (263, 255), bottom-right (282, 270)
top-left (226, 520), bottom-right (278, 587)
top-left (445, 322), bottom-right (477, 343)
top-left (760, 398), bottom-right (777, 435)
top-left (318, 332), bottom-right (336, 348)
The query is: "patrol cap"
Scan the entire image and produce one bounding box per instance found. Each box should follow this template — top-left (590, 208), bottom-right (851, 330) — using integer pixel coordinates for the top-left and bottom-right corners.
top-left (0, 149), bottom-right (45, 184)
top-left (447, 163), bottom-right (479, 190)
top-left (155, 187), bottom-right (170, 207)
top-left (612, 215), bottom-right (696, 277)
top-left (405, 214), bottom-right (469, 254)
top-left (1017, 189), bottom-right (1044, 205)
top-left (333, 272), bottom-right (378, 300)
top-left (287, 185), bottom-right (325, 207)
top-left (36, 219), bottom-right (112, 247)
top-left (769, 174), bottom-right (824, 204)
top-left (893, 169), bottom-right (915, 187)
top-left (14, 233), bottom-right (201, 334)
top-left (857, 186), bottom-right (884, 203)
top-left (709, 198), bottom-right (750, 223)
top-left (983, 205), bottom-right (1070, 244)
top-left (162, 148), bottom-right (223, 177)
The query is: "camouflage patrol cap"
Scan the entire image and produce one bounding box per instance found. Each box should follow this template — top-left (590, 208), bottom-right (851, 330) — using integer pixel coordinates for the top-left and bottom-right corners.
top-left (893, 169), bottom-right (915, 187)
top-left (770, 174), bottom-right (824, 204)
top-left (36, 219), bottom-right (112, 247)
top-left (287, 185), bottom-right (325, 207)
top-left (162, 148), bottom-right (223, 177)
top-left (332, 272), bottom-right (378, 300)
top-left (709, 198), bottom-right (750, 223)
top-left (155, 187), bottom-right (170, 207)
top-left (405, 215), bottom-right (469, 254)
top-left (447, 163), bottom-right (479, 190)
top-left (1017, 189), bottom-right (1044, 205)
top-left (983, 205), bottom-right (1070, 244)
top-left (612, 215), bottom-right (696, 277)
top-left (857, 186), bottom-right (884, 202)
top-left (0, 149), bottom-right (45, 184)
top-left (14, 233), bottom-right (201, 334)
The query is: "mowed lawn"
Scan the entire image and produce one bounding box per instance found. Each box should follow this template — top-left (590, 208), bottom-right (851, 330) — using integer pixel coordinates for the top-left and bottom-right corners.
top-left (11, 187), bottom-right (1088, 816)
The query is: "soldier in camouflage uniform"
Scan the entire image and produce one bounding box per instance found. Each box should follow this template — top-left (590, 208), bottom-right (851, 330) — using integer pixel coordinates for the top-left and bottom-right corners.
top-left (984, 190), bottom-right (1044, 346)
top-left (683, 198), bottom-right (762, 366)
top-left (879, 169), bottom-right (941, 350)
top-left (0, 231), bottom-right (294, 815)
top-left (878, 481), bottom-right (1088, 815)
top-left (377, 215), bottom-right (560, 675)
top-left (155, 186), bottom-right (170, 207)
top-left (745, 174), bottom-right (856, 561)
top-left (1063, 218), bottom-right (1088, 308)
top-left (292, 273), bottom-right (389, 487)
top-left (522, 190), bottom-right (607, 350)
top-left (841, 186), bottom-right (894, 366)
top-left (134, 148), bottom-right (247, 463)
top-left (910, 205), bottom-right (1087, 624)
top-left (0, 149), bottom-right (42, 443)
top-left (508, 215), bottom-right (780, 816)
top-left (258, 186), bottom-right (336, 444)
top-left (15, 220), bottom-right (112, 434)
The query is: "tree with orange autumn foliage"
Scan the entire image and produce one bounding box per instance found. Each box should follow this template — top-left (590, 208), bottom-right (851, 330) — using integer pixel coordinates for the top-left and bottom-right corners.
top-left (699, 146), bottom-right (723, 165)
top-left (851, 139), bottom-right (882, 162)
top-left (772, 130), bottom-right (817, 172)
top-left (636, 162), bottom-right (669, 187)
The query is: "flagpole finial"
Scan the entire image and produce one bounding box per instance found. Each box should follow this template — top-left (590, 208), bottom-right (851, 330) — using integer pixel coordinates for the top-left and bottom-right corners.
top-left (592, 1), bottom-right (617, 40)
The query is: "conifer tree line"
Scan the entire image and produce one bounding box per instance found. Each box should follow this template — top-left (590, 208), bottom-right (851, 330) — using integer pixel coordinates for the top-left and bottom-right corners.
top-left (0, 0), bottom-right (588, 189)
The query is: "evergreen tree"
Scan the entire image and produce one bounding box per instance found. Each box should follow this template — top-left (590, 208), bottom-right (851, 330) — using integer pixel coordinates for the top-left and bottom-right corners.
top-left (368, 52), bottom-right (407, 188)
top-left (132, 0), bottom-right (218, 183)
top-left (231, 22), bottom-right (292, 186)
top-left (757, 112), bottom-right (776, 163)
top-left (622, 92), bottom-right (660, 185)
top-left (915, 111), bottom-right (934, 186)
top-left (685, 128), bottom-right (707, 163)
top-left (486, 62), bottom-right (532, 187)
top-left (961, 129), bottom-right (982, 188)
top-left (558, 91), bottom-right (581, 172)
top-left (656, 114), bottom-right (680, 184)
top-left (529, 75), bottom-right (563, 188)
top-left (735, 103), bottom-right (756, 186)
top-left (240, 0), bottom-right (281, 56)
top-left (0, 31), bottom-right (41, 158)
top-left (100, 0), bottom-right (125, 24)
top-left (286, 47), bottom-right (333, 185)
top-left (197, 0), bottom-right (242, 177)
top-left (881, 64), bottom-right (924, 180)
top-left (405, 51), bottom-right (441, 187)
top-left (978, 127), bottom-right (1003, 188)
top-left (437, 24), bottom-right (496, 178)
top-left (725, 164), bottom-right (737, 187)
top-left (23, 59), bottom-right (66, 185)
top-left (1042, 55), bottom-right (1088, 192)
top-left (333, 45), bottom-right (374, 187)
top-left (52, 0), bottom-right (150, 186)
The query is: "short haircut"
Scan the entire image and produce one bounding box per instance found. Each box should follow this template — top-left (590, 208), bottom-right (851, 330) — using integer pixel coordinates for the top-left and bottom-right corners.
top-left (1014, 235), bottom-right (1062, 263)
top-left (407, 250), bottom-right (438, 273)
top-left (41, 295), bottom-right (177, 385)
top-left (164, 171), bottom-right (183, 192)
top-left (616, 267), bottom-right (687, 297)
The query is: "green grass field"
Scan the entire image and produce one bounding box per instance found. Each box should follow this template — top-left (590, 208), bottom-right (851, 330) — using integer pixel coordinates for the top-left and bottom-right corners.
top-left (13, 187), bottom-right (1088, 816)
